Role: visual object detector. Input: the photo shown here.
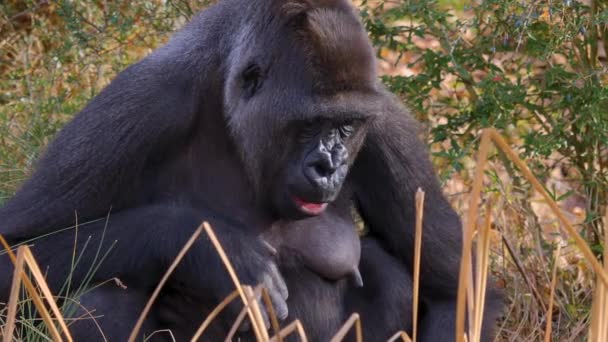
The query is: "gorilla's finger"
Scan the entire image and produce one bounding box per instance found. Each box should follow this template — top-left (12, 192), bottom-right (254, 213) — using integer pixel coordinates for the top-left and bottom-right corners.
top-left (267, 262), bottom-right (289, 301)
top-left (261, 238), bottom-right (278, 256)
top-left (261, 272), bottom-right (288, 320)
top-left (257, 297), bottom-right (271, 329)
top-left (266, 286), bottom-right (288, 320)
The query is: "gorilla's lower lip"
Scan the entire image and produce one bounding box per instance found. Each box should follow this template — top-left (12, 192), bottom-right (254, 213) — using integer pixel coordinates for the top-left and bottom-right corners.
top-left (293, 197), bottom-right (328, 215)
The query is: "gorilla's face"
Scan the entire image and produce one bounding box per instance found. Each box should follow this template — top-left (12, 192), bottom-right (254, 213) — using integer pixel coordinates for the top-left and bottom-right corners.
top-left (277, 116), bottom-right (368, 218)
top-left (223, 2), bottom-right (379, 219)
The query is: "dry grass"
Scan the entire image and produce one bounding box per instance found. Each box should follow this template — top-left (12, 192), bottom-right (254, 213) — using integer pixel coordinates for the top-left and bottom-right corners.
top-left (544, 244), bottom-right (562, 342)
top-left (412, 189), bottom-right (424, 342)
top-left (588, 212), bottom-right (608, 342)
top-left (1, 129), bottom-right (605, 342)
top-left (0, 237), bottom-right (72, 342)
top-left (127, 224), bottom-right (204, 342)
top-left (1, 1), bottom-right (606, 340)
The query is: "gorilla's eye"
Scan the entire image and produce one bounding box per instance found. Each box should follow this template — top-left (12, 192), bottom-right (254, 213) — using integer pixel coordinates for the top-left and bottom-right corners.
top-left (298, 119), bottom-right (322, 143)
top-left (339, 125), bottom-right (355, 138)
top-left (242, 64), bottom-right (263, 98)
top-left (301, 121), bottom-right (319, 139)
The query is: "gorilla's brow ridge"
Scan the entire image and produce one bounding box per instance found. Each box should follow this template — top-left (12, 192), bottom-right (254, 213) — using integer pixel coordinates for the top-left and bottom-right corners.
top-left (279, 1), bottom-right (376, 95)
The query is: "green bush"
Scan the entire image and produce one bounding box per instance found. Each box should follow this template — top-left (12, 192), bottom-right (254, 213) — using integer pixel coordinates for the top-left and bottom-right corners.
top-left (362, 0), bottom-right (607, 247)
top-left (360, 0), bottom-right (607, 339)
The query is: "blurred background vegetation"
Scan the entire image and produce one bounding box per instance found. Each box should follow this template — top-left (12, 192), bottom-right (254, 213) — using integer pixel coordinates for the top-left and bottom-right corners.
top-left (0, 0), bottom-right (606, 340)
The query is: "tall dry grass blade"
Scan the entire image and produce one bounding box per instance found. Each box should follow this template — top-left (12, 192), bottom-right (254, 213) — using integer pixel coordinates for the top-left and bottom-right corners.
top-left (190, 289), bottom-right (239, 341)
top-left (243, 285), bottom-right (269, 339)
top-left (225, 303), bottom-right (250, 341)
top-left (329, 313), bottom-right (362, 342)
top-left (412, 188), bottom-right (425, 342)
top-left (543, 244), bottom-right (561, 342)
top-left (144, 329), bottom-right (175, 341)
top-left (387, 331), bottom-right (413, 342)
top-left (261, 287), bottom-right (282, 341)
top-left (589, 213), bottom-right (608, 342)
top-left (590, 283), bottom-right (600, 342)
top-left (3, 244), bottom-right (74, 342)
top-left (501, 235), bottom-right (547, 312)
top-left (471, 201), bottom-right (493, 342)
top-left (269, 319), bottom-right (308, 342)
top-left (202, 222), bottom-right (267, 341)
top-left (4, 245), bottom-right (26, 342)
top-left (600, 213), bottom-right (608, 341)
top-left (590, 276), bottom-right (607, 342)
top-left (59, 296), bottom-right (107, 340)
top-left (598, 280), bottom-right (606, 340)
top-left (0, 234), bottom-right (17, 263)
top-left (456, 128), bottom-right (608, 342)
top-left (466, 262), bottom-right (475, 341)
top-left (456, 129), bottom-right (492, 342)
top-left (224, 285), bottom-right (269, 341)
top-left (22, 247), bottom-right (73, 341)
top-left (487, 128), bottom-right (608, 286)
top-left (128, 224), bottom-right (204, 342)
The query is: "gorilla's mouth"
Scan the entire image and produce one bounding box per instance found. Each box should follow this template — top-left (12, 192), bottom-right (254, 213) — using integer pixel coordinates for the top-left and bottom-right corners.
top-left (293, 197), bottom-right (328, 215)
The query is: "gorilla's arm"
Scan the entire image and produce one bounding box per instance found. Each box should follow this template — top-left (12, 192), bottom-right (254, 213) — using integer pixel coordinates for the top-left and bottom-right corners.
top-left (352, 95), bottom-right (464, 339)
top-left (353, 95), bottom-right (462, 297)
top-left (0, 204), bottom-right (288, 319)
top-left (0, 56), bottom-right (200, 241)
top-left (345, 237), bottom-right (413, 340)
top-left (0, 10), bottom-right (230, 243)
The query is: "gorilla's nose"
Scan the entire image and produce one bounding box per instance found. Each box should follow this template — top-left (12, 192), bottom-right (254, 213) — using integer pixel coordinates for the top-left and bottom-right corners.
top-left (308, 153), bottom-right (337, 177)
top-left (304, 149), bottom-right (348, 192)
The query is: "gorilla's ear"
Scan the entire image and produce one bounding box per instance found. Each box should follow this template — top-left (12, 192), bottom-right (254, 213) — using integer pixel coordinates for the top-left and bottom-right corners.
top-left (0, 29), bottom-right (220, 241)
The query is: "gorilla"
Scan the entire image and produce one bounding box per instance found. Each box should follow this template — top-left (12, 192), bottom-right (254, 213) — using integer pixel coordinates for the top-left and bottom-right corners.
top-left (0, 0), bottom-right (502, 341)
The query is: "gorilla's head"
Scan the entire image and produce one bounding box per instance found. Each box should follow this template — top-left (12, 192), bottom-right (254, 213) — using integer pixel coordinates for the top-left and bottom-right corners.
top-left (222, 0), bottom-right (383, 219)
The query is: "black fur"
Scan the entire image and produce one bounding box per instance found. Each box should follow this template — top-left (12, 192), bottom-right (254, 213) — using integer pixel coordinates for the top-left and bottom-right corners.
top-left (0, 0), bottom-right (502, 341)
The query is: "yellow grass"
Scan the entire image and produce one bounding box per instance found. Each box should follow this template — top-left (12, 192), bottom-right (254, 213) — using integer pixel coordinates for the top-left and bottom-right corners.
top-left (128, 224), bottom-right (204, 342)
top-left (0, 239), bottom-right (73, 342)
top-left (387, 331), bottom-right (413, 342)
top-left (588, 212), bottom-right (608, 342)
top-left (456, 128), bottom-right (608, 341)
top-left (0, 128), bottom-right (605, 341)
top-left (471, 201), bottom-right (492, 342)
top-left (543, 244), bottom-right (561, 342)
top-left (412, 188), bottom-right (425, 342)
top-left (225, 285), bottom-right (263, 341)
top-left (268, 319), bottom-right (308, 342)
top-left (330, 313), bottom-right (362, 342)
top-left (261, 287), bottom-right (282, 341)
top-left (190, 289), bottom-right (239, 340)
top-left (201, 221), bottom-right (268, 340)
top-left (456, 128), bottom-right (491, 342)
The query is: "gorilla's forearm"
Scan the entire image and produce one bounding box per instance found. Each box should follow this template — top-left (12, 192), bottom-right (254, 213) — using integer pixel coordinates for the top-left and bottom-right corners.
top-left (353, 97), bottom-right (462, 297)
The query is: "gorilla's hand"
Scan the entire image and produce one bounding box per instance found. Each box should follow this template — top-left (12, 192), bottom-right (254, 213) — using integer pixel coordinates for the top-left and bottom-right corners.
top-left (173, 226), bottom-right (289, 325)
top-left (230, 237), bottom-right (289, 322)
top-left (236, 259), bottom-right (289, 333)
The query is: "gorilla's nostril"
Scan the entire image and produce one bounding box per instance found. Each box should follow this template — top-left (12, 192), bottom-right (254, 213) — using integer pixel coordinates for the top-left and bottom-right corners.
top-left (313, 163), bottom-right (332, 178)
